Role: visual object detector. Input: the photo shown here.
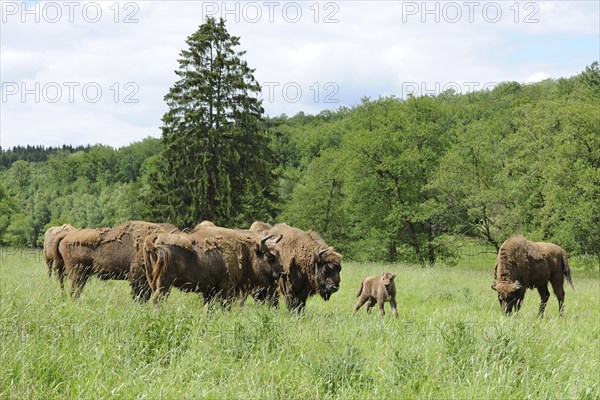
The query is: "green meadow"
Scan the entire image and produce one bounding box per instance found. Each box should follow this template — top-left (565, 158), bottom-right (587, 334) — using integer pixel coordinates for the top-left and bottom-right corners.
top-left (1, 248), bottom-right (598, 399)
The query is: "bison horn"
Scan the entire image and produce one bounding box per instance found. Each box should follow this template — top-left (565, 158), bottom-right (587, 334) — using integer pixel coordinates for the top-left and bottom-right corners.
top-left (273, 235), bottom-right (283, 244)
top-left (261, 234), bottom-right (274, 251)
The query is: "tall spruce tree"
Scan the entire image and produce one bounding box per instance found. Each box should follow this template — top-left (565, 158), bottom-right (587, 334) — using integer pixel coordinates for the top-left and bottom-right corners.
top-left (146, 17), bottom-right (277, 228)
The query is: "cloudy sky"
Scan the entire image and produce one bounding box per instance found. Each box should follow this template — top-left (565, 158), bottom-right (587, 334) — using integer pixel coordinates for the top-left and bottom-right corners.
top-left (1, 1), bottom-right (598, 148)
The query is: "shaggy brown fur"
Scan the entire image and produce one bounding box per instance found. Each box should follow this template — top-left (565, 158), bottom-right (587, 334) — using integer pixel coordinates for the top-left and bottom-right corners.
top-left (354, 272), bottom-right (398, 317)
top-left (492, 236), bottom-right (574, 316)
top-left (145, 226), bottom-right (283, 306)
top-left (43, 224), bottom-right (75, 278)
top-left (191, 225), bottom-right (283, 301)
top-left (260, 223), bottom-right (342, 312)
top-left (55, 221), bottom-right (178, 300)
top-left (143, 231), bottom-right (231, 303)
top-left (126, 221), bottom-right (180, 301)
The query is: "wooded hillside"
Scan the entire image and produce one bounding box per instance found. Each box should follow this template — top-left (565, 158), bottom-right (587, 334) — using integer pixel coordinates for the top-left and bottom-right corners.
top-left (1, 63), bottom-right (598, 265)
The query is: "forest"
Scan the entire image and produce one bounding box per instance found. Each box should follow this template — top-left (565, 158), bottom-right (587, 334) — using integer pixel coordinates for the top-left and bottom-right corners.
top-left (1, 63), bottom-right (598, 266)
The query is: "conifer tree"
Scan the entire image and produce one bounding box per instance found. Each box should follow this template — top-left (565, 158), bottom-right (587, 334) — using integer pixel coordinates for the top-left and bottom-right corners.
top-left (146, 17), bottom-right (277, 227)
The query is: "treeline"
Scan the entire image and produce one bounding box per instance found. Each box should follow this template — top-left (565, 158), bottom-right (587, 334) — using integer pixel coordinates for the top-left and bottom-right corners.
top-left (274, 64), bottom-right (599, 265)
top-left (1, 63), bottom-right (598, 266)
top-left (0, 144), bottom-right (95, 169)
top-left (0, 138), bottom-right (161, 246)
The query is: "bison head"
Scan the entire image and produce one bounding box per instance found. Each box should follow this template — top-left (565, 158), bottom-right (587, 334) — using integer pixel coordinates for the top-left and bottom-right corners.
top-left (314, 247), bottom-right (342, 300)
top-left (492, 280), bottom-right (523, 314)
top-left (381, 272), bottom-right (396, 292)
top-left (255, 234), bottom-right (285, 281)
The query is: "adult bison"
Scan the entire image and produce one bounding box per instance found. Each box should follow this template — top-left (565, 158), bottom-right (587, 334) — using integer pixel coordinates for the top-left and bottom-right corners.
top-left (492, 236), bottom-right (574, 316)
top-left (43, 224), bottom-right (76, 279)
top-left (250, 222), bottom-right (342, 312)
top-left (191, 224), bottom-right (284, 302)
top-left (144, 226), bottom-right (283, 306)
top-left (55, 221), bottom-right (178, 300)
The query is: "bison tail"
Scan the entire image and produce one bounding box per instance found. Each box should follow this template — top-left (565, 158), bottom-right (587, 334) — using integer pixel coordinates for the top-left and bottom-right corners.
top-left (53, 233), bottom-right (69, 284)
top-left (355, 280), bottom-right (364, 297)
top-left (143, 240), bottom-right (171, 292)
top-left (562, 254), bottom-right (574, 290)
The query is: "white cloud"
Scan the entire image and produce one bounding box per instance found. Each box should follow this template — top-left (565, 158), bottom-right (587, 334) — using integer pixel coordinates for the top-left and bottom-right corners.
top-left (525, 72), bottom-right (551, 83)
top-left (0, 0), bottom-right (598, 148)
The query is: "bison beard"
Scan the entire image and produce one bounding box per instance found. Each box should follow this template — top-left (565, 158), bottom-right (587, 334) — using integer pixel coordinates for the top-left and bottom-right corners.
top-left (492, 236), bottom-right (574, 316)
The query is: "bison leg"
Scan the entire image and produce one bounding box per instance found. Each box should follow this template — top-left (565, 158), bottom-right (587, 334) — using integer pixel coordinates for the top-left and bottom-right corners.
top-left (366, 298), bottom-right (376, 313)
top-left (70, 269), bottom-right (89, 300)
top-left (129, 266), bottom-right (152, 303)
top-left (220, 291), bottom-right (235, 310)
top-left (130, 277), bottom-right (152, 303)
top-left (203, 287), bottom-right (226, 309)
top-left (133, 283), bottom-right (152, 303)
top-left (262, 287), bottom-right (280, 308)
top-left (55, 259), bottom-right (66, 294)
top-left (353, 296), bottom-right (369, 315)
top-left (378, 298), bottom-right (387, 317)
top-left (58, 268), bottom-right (66, 294)
top-left (285, 295), bottom-right (306, 313)
top-left (257, 287), bottom-right (280, 308)
top-left (390, 297), bottom-right (398, 318)
top-left (46, 259), bottom-right (53, 279)
top-left (550, 280), bottom-right (566, 316)
top-left (537, 284), bottom-right (550, 316)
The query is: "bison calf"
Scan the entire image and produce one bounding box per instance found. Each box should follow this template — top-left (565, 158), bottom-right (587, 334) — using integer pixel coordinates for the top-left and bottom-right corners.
top-left (354, 272), bottom-right (398, 318)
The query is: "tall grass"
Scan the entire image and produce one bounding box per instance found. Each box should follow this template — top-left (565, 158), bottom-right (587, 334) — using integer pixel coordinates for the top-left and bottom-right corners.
top-left (1, 248), bottom-right (598, 399)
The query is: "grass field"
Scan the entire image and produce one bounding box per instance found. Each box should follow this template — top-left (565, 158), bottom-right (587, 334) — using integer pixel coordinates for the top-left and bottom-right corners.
top-left (1, 248), bottom-right (598, 399)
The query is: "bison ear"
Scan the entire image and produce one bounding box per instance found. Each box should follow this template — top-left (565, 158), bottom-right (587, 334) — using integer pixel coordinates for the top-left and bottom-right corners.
top-left (392, 274), bottom-right (396, 279)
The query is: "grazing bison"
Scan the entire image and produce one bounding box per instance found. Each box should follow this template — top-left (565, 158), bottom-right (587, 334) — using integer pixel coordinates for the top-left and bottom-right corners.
top-left (492, 236), bottom-right (574, 316)
top-left (55, 221), bottom-right (178, 300)
top-left (43, 224), bottom-right (76, 279)
top-left (144, 227), bottom-right (283, 306)
top-left (353, 272), bottom-right (398, 317)
top-left (251, 223), bottom-right (342, 312)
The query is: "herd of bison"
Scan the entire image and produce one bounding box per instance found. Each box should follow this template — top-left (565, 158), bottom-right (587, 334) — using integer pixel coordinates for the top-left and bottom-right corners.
top-left (42, 220), bottom-right (574, 317)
